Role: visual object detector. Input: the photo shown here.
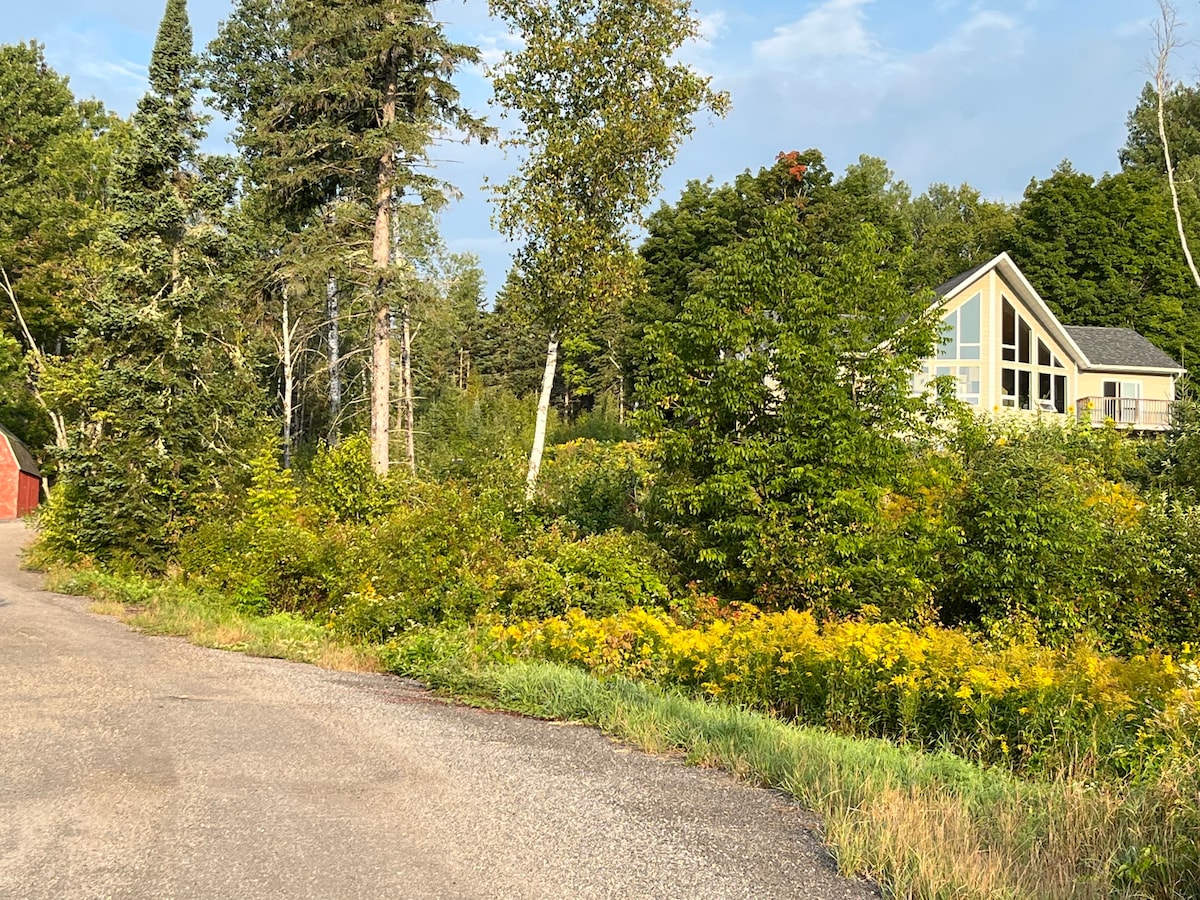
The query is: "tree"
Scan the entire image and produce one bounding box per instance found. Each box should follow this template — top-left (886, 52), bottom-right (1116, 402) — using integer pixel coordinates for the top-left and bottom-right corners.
top-left (41, 0), bottom-right (263, 562)
top-left (641, 202), bottom-right (942, 610)
top-left (904, 182), bottom-right (1014, 290)
top-left (207, 0), bottom-right (489, 474)
top-left (1009, 163), bottom-right (1200, 366)
top-left (488, 0), bottom-right (728, 499)
top-left (0, 42), bottom-right (123, 451)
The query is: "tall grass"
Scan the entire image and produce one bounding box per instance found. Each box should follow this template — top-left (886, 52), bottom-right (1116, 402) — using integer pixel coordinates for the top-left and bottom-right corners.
top-left (56, 569), bottom-right (1200, 899)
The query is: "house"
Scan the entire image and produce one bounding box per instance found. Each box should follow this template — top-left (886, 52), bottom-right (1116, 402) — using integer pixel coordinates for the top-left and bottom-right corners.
top-left (917, 253), bottom-right (1186, 431)
top-left (0, 424), bottom-right (41, 518)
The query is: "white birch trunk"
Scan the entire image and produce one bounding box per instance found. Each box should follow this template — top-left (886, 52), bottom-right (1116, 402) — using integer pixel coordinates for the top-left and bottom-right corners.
top-left (401, 303), bottom-right (416, 474)
top-left (525, 329), bottom-right (559, 500)
top-left (281, 294), bottom-right (295, 468)
top-left (326, 274), bottom-right (341, 445)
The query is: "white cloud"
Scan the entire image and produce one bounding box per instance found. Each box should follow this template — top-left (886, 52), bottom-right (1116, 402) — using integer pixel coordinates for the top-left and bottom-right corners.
top-left (475, 29), bottom-right (524, 69)
top-left (752, 0), bottom-right (879, 65)
top-left (928, 9), bottom-right (1021, 54)
top-left (695, 9), bottom-right (728, 47)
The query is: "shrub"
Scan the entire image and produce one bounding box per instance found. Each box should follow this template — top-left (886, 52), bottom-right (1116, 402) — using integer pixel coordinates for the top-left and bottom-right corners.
top-left (533, 439), bottom-right (652, 534)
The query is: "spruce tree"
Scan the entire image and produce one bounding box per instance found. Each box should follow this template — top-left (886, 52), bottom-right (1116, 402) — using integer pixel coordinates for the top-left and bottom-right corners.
top-left (42, 0), bottom-right (263, 564)
top-left (208, 0), bottom-right (490, 473)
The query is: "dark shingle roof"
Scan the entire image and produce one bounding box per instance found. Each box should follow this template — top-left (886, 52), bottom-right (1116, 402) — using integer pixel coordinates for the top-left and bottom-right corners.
top-left (933, 260), bottom-right (992, 298)
top-left (0, 424), bottom-right (40, 477)
top-left (1064, 326), bottom-right (1184, 370)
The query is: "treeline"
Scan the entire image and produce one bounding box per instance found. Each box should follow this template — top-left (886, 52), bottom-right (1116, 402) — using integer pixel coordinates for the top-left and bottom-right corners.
top-left (2, 0), bottom-right (1200, 648)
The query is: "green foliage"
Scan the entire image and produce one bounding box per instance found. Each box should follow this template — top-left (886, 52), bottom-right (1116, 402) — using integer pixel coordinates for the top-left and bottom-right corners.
top-left (489, 0), bottom-right (729, 332)
top-left (532, 439), bottom-right (650, 534)
top-left (304, 433), bottom-right (398, 524)
top-left (415, 382), bottom-right (538, 481)
top-left (38, 0), bottom-right (266, 566)
top-left (1141, 398), bottom-right (1200, 498)
top-left (643, 202), bottom-right (943, 610)
top-left (1010, 163), bottom-right (1200, 367)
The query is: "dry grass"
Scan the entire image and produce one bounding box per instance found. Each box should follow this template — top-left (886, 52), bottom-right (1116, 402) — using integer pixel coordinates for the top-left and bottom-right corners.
top-left (54, 568), bottom-right (1200, 899)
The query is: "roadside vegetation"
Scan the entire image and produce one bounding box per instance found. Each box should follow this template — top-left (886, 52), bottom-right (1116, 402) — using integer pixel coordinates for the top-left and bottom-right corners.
top-left (9, 0), bottom-right (1200, 898)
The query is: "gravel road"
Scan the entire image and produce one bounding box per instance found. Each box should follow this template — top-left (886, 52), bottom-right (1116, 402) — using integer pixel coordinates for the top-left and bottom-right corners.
top-left (0, 520), bottom-right (879, 899)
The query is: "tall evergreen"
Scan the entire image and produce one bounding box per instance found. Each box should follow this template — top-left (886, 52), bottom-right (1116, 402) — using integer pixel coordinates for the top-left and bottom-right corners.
top-left (42, 0), bottom-right (263, 564)
top-left (208, 0), bottom-right (491, 473)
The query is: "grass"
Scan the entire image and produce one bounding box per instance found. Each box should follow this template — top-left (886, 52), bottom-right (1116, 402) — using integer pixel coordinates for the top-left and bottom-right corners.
top-left (47, 567), bottom-right (384, 673)
top-left (51, 567), bottom-right (1200, 900)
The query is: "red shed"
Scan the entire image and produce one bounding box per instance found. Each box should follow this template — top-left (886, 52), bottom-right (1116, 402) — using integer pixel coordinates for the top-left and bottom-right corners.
top-left (0, 424), bottom-right (41, 518)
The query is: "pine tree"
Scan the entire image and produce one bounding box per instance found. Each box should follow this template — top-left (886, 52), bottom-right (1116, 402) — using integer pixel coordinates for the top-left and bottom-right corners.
top-left (42, 0), bottom-right (264, 564)
top-left (208, 0), bottom-right (490, 473)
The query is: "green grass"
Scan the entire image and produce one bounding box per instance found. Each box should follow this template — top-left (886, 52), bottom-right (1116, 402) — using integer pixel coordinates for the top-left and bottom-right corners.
top-left (48, 567), bottom-right (384, 672)
top-left (53, 567), bottom-right (1200, 900)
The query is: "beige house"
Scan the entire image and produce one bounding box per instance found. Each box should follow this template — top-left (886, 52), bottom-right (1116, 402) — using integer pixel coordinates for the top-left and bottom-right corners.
top-left (917, 253), bottom-right (1186, 431)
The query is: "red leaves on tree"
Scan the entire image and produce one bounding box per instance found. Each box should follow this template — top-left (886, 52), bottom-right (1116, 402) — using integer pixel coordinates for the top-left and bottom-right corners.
top-left (776, 150), bottom-right (807, 181)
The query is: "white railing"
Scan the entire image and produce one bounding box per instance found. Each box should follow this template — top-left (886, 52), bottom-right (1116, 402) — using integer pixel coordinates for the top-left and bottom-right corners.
top-left (1076, 397), bottom-right (1174, 430)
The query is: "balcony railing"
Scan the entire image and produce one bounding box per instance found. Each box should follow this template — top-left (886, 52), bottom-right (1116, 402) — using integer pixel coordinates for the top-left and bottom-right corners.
top-left (1076, 397), bottom-right (1174, 431)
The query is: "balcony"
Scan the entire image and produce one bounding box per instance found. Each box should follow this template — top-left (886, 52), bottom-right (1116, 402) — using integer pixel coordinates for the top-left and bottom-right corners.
top-left (1075, 397), bottom-right (1174, 431)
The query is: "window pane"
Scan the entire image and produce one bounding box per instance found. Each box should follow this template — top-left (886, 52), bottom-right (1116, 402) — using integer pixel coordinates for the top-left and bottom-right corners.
top-left (1003, 298), bottom-right (1015, 346)
top-left (1019, 318), bottom-right (1032, 364)
top-left (937, 311), bottom-right (957, 359)
top-left (1019, 370), bottom-right (1031, 409)
top-left (960, 345), bottom-right (981, 359)
top-left (1039, 372), bottom-right (1051, 400)
top-left (1038, 339), bottom-right (1051, 367)
top-left (1054, 375), bottom-right (1066, 413)
top-left (959, 293), bottom-right (981, 343)
top-left (1002, 368), bottom-right (1015, 397)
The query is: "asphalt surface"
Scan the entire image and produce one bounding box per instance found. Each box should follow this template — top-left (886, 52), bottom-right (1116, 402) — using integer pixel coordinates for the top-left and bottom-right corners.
top-left (0, 519), bottom-right (880, 899)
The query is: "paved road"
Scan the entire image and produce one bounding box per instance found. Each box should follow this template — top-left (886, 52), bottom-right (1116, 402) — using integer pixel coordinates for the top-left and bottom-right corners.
top-left (0, 520), bottom-right (879, 899)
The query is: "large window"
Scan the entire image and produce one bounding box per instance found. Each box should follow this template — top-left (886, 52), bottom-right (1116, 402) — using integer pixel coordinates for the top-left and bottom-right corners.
top-left (938, 292), bottom-right (981, 361)
top-left (931, 293), bottom-right (982, 404)
top-left (1000, 297), bottom-right (1068, 413)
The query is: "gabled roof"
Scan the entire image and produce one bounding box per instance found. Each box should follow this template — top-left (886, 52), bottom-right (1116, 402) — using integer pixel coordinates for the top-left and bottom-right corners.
top-left (936, 253), bottom-right (1187, 375)
top-left (1064, 326), bottom-right (1184, 372)
top-left (934, 252), bottom-right (1090, 368)
top-left (933, 260), bottom-right (992, 299)
top-left (0, 424), bottom-right (40, 477)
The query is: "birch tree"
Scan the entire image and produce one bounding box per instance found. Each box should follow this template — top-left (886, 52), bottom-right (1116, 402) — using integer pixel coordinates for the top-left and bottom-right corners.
top-left (487, 0), bottom-right (728, 499)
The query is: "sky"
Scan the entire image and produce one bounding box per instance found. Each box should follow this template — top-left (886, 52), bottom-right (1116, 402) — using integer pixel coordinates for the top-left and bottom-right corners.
top-left (3, 0), bottom-right (1195, 299)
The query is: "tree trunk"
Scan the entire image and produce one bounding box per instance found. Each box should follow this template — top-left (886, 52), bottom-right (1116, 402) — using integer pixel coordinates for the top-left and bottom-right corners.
top-left (370, 55), bottom-right (398, 476)
top-left (1154, 0), bottom-right (1200, 290)
top-left (401, 302), bottom-right (416, 474)
top-left (281, 293), bottom-right (295, 468)
top-left (1, 266), bottom-right (67, 450)
top-left (326, 274), bottom-right (341, 446)
top-left (525, 329), bottom-right (559, 500)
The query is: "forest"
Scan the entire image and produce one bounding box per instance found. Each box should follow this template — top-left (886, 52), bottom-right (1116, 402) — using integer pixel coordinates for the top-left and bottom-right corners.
top-left (5, 0), bottom-right (1200, 897)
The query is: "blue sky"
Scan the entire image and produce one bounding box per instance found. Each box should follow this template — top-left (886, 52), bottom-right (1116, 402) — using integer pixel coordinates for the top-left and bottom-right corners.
top-left (2, 0), bottom-right (1192, 298)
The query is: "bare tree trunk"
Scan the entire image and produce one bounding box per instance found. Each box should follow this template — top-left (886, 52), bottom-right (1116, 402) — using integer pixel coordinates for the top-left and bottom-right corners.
top-left (525, 329), bottom-right (559, 500)
top-left (401, 302), bottom-right (416, 474)
top-left (370, 57), bottom-right (398, 476)
top-left (326, 274), bottom-right (341, 446)
top-left (1, 266), bottom-right (67, 449)
top-left (1155, 0), bottom-right (1200, 289)
top-left (280, 293), bottom-right (295, 468)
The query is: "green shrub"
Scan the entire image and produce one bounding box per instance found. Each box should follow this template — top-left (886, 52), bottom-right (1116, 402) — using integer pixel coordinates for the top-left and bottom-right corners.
top-left (304, 433), bottom-right (401, 524)
top-left (533, 439), bottom-right (651, 534)
top-left (497, 527), bottom-right (674, 619)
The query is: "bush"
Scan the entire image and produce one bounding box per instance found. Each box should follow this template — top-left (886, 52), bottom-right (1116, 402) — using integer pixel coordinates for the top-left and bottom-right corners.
top-left (936, 419), bottom-right (1147, 645)
top-left (532, 439), bottom-right (652, 534)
